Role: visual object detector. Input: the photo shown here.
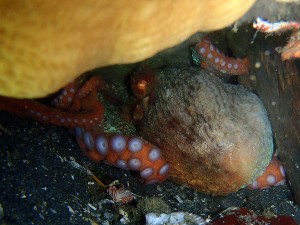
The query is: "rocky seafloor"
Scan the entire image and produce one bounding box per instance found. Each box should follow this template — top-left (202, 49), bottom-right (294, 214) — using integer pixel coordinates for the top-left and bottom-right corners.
top-left (0, 109), bottom-right (299, 224)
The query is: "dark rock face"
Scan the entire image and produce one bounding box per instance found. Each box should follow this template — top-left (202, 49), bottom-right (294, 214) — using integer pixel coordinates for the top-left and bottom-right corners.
top-left (139, 67), bottom-right (273, 195)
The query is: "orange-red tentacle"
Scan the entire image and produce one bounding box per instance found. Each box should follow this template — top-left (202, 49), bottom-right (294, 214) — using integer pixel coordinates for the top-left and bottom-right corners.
top-left (247, 155), bottom-right (286, 189)
top-left (0, 75), bottom-right (169, 184)
top-left (195, 38), bottom-right (249, 76)
top-left (75, 127), bottom-right (170, 183)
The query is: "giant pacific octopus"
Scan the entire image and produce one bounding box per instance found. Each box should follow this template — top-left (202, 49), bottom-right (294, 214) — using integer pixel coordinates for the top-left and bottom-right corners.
top-left (0, 38), bottom-right (283, 195)
top-left (132, 66), bottom-right (273, 195)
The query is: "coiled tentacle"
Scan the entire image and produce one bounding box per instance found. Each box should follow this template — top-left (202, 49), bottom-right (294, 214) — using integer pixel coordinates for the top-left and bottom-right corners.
top-left (0, 75), bottom-right (170, 184)
top-left (0, 96), bottom-right (104, 129)
top-left (74, 127), bottom-right (170, 183)
top-left (0, 76), bottom-right (105, 129)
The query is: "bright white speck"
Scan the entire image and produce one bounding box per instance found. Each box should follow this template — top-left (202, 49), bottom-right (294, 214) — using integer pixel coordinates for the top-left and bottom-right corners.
top-left (265, 50), bottom-right (271, 56)
top-left (255, 62), bottom-right (261, 68)
top-left (67, 206), bottom-right (75, 214)
top-left (87, 203), bottom-right (97, 211)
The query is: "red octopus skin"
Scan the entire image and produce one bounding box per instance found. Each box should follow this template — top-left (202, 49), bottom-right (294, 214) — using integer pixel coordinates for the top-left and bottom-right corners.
top-left (195, 38), bottom-right (249, 76)
top-left (282, 30), bottom-right (300, 61)
top-left (208, 208), bottom-right (298, 225)
top-left (75, 127), bottom-right (169, 184)
top-left (248, 155), bottom-right (286, 190)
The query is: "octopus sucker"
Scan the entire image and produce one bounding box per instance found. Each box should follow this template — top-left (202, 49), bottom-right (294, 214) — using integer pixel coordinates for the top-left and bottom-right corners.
top-left (75, 127), bottom-right (169, 183)
top-left (248, 155), bottom-right (286, 189)
top-left (194, 38), bottom-right (249, 76)
top-left (136, 66), bottom-right (273, 195)
top-left (0, 82), bottom-right (105, 130)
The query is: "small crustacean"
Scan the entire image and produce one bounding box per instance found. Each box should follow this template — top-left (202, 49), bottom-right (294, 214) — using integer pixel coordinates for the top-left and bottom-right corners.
top-left (252, 17), bottom-right (300, 60)
top-left (107, 181), bottom-right (135, 204)
top-left (88, 169), bottom-right (135, 204)
top-left (253, 17), bottom-right (300, 33)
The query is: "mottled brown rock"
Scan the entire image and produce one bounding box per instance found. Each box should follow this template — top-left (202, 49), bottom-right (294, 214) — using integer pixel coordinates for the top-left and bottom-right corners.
top-left (139, 67), bottom-right (273, 195)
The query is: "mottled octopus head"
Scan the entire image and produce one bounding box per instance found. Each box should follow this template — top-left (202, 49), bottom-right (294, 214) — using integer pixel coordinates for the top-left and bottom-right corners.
top-left (136, 66), bottom-right (273, 195)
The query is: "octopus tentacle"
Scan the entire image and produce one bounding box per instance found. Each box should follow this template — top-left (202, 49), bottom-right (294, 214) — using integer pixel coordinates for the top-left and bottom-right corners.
top-left (131, 67), bottom-right (156, 100)
top-left (74, 126), bottom-right (170, 183)
top-left (51, 80), bottom-right (78, 110)
top-left (248, 155), bottom-right (286, 190)
top-left (281, 30), bottom-right (300, 61)
top-left (52, 76), bottom-right (105, 112)
top-left (131, 68), bottom-right (156, 122)
top-left (0, 96), bottom-right (104, 129)
top-left (0, 76), bottom-right (105, 129)
top-left (0, 75), bottom-right (170, 184)
top-left (194, 38), bottom-right (249, 76)
top-left (76, 76), bottom-right (105, 99)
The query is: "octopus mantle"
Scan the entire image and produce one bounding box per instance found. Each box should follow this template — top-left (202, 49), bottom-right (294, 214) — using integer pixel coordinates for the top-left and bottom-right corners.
top-left (138, 67), bottom-right (273, 195)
